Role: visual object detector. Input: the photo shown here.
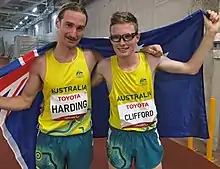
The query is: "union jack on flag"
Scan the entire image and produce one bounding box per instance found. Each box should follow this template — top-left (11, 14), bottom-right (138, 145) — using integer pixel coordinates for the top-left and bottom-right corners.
top-left (0, 42), bottom-right (56, 168)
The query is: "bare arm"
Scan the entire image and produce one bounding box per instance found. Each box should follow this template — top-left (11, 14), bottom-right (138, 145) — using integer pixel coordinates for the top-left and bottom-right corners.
top-left (141, 44), bottom-right (163, 57)
top-left (84, 49), bottom-right (105, 87)
top-left (157, 11), bottom-right (220, 75)
top-left (157, 33), bottom-right (215, 74)
top-left (84, 49), bottom-right (104, 73)
top-left (92, 50), bottom-right (104, 62)
top-left (0, 58), bottom-right (42, 111)
top-left (91, 60), bottom-right (105, 87)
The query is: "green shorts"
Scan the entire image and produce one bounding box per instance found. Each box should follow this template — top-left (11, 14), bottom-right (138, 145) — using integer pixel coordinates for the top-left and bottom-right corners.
top-left (107, 127), bottom-right (163, 169)
top-left (35, 130), bottom-right (93, 169)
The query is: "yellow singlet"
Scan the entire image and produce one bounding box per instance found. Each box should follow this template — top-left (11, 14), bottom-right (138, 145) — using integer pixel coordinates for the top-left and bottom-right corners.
top-left (109, 52), bottom-right (157, 132)
top-left (38, 47), bottom-right (92, 136)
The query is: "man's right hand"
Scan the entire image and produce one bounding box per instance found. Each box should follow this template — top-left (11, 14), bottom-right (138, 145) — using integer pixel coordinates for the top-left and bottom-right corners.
top-left (0, 57), bottom-right (43, 111)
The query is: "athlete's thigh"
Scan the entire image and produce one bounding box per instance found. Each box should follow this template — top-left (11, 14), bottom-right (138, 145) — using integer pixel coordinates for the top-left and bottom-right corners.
top-left (108, 161), bottom-right (117, 169)
top-left (36, 132), bottom-right (65, 169)
top-left (108, 161), bottom-right (131, 169)
top-left (106, 128), bottom-right (132, 169)
top-left (153, 163), bottom-right (163, 169)
top-left (108, 159), bottom-right (163, 169)
top-left (67, 130), bottom-right (94, 169)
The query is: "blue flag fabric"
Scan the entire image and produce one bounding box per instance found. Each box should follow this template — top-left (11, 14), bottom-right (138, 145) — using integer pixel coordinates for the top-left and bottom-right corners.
top-left (0, 10), bottom-right (209, 169)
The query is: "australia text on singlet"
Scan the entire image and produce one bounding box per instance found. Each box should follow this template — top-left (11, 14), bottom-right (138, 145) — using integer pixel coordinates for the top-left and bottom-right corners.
top-left (118, 92), bottom-right (157, 128)
top-left (50, 84), bottom-right (88, 120)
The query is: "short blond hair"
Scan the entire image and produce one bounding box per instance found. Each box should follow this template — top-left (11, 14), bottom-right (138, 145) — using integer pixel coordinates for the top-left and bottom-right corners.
top-left (110, 11), bottom-right (138, 32)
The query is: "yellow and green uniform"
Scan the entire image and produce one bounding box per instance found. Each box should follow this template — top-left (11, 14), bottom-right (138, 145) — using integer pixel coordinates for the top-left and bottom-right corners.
top-left (107, 52), bottom-right (163, 169)
top-left (39, 47), bottom-right (92, 136)
top-left (36, 47), bottom-right (93, 169)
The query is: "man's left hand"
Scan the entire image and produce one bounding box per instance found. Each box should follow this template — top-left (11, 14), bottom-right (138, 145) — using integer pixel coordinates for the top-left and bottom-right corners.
top-left (204, 10), bottom-right (220, 36)
top-left (141, 44), bottom-right (163, 57)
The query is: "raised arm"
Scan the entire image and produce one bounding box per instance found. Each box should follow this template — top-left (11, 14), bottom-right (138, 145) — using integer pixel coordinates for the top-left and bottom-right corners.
top-left (0, 58), bottom-right (43, 111)
top-left (157, 10), bottom-right (220, 74)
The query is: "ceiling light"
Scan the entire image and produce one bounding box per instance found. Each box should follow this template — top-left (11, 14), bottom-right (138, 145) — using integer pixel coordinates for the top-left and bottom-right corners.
top-left (19, 21), bottom-right (22, 25)
top-left (14, 25), bottom-right (18, 30)
top-left (32, 7), bottom-right (37, 13)
top-left (25, 16), bottom-right (28, 20)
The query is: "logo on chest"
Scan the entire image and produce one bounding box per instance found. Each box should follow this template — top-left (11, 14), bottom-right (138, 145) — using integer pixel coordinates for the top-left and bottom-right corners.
top-left (139, 78), bottom-right (147, 86)
top-left (75, 70), bottom-right (84, 78)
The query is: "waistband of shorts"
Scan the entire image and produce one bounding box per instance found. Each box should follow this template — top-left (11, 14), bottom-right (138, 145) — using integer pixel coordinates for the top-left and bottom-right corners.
top-left (38, 129), bottom-right (93, 137)
top-left (109, 125), bottom-right (156, 133)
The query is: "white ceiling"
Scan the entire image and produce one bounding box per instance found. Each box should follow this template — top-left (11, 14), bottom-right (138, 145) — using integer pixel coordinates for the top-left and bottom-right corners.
top-left (0, 0), bottom-right (90, 31)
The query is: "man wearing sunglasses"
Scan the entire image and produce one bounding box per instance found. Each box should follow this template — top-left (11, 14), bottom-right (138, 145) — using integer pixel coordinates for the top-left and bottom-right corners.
top-left (92, 10), bottom-right (220, 169)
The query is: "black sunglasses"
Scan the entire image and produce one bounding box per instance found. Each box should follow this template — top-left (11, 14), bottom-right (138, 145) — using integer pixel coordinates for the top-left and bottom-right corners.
top-left (109, 32), bottom-right (138, 42)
